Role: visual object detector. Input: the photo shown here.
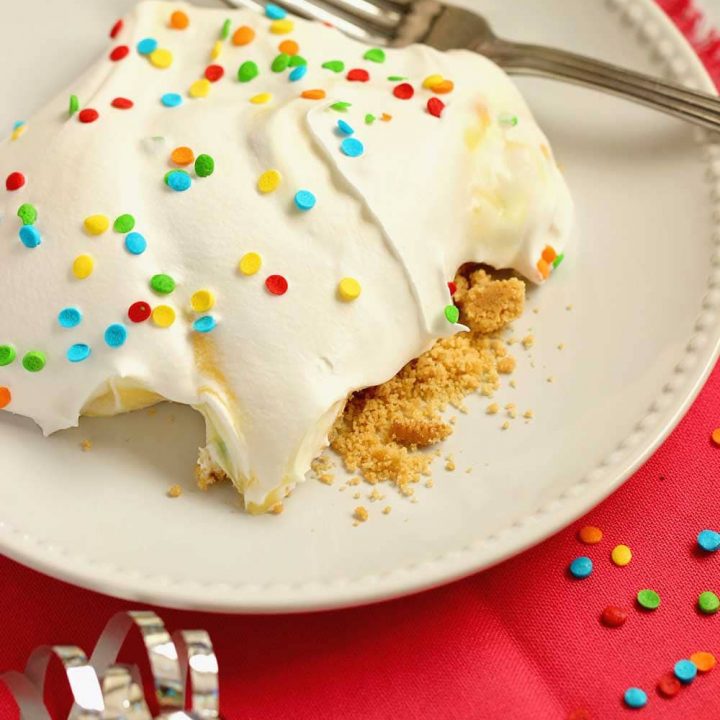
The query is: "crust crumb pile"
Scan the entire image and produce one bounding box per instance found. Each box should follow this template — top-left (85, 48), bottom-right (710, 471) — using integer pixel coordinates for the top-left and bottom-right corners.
top-left (329, 267), bottom-right (524, 491)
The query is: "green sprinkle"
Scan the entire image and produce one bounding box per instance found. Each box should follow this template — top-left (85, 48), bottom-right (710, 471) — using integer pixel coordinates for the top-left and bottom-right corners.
top-left (387, 75), bottom-right (406, 81)
top-left (195, 154), bottom-right (215, 177)
top-left (69, 95), bottom-right (79, 117)
top-left (271, 53), bottom-right (290, 72)
top-left (151, 273), bottom-right (177, 295)
top-left (288, 55), bottom-right (307, 67)
top-left (444, 305), bottom-right (460, 324)
top-left (113, 214), bottom-right (136, 233)
top-left (365, 113), bottom-right (376, 125)
top-left (322, 60), bottom-right (345, 73)
top-left (17, 203), bottom-right (37, 226)
top-left (553, 253), bottom-right (565, 269)
top-left (22, 351), bottom-right (46, 373)
top-left (330, 101), bottom-right (352, 112)
top-left (238, 61), bottom-right (259, 83)
top-left (637, 589), bottom-right (661, 610)
top-left (220, 18), bottom-right (232, 40)
top-left (364, 48), bottom-right (385, 63)
top-left (0, 345), bottom-right (17, 367)
top-left (499, 113), bottom-right (518, 127)
top-left (698, 591), bottom-right (720, 614)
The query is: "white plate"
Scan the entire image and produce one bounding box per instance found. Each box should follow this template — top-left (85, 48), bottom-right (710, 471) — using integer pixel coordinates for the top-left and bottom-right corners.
top-left (1, 0), bottom-right (719, 612)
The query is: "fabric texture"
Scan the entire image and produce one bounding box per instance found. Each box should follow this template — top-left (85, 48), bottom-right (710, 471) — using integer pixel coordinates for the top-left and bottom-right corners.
top-left (1, 2), bottom-right (720, 718)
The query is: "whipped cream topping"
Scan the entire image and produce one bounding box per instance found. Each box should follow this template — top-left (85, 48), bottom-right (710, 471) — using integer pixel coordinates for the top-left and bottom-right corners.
top-left (0, 1), bottom-right (572, 511)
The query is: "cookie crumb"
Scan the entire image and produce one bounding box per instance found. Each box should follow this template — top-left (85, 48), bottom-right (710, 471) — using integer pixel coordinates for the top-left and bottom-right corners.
top-left (566, 304), bottom-right (573, 311)
top-left (501, 421), bottom-right (510, 430)
top-left (445, 455), bottom-right (456, 471)
top-left (354, 506), bottom-right (368, 522)
top-left (167, 484), bottom-right (182, 498)
top-left (505, 403), bottom-right (517, 419)
top-left (521, 335), bottom-right (535, 349)
top-left (80, 439), bottom-right (92, 452)
top-left (424, 479), bottom-right (434, 488)
top-left (523, 409), bottom-right (534, 420)
top-left (390, 418), bottom-right (452, 447)
top-left (352, 491), bottom-right (361, 499)
top-left (486, 403), bottom-right (500, 415)
top-left (509, 379), bottom-right (516, 389)
top-left (547, 376), bottom-right (555, 384)
top-left (270, 502), bottom-right (284, 515)
top-left (369, 487), bottom-right (384, 502)
top-left (382, 505), bottom-right (392, 515)
top-left (557, 343), bottom-right (565, 351)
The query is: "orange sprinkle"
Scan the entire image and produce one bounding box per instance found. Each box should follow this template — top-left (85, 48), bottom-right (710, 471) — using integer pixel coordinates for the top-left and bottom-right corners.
top-left (232, 25), bottom-right (255, 46)
top-left (432, 79), bottom-right (454, 94)
top-left (171, 146), bottom-right (195, 166)
top-left (301, 89), bottom-right (326, 100)
top-left (0, 387), bottom-right (10, 409)
top-left (537, 258), bottom-right (551, 279)
top-left (578, 525), bottom-right (603, 545)
top-left (170, 10), bottom-right (189, 29)
top-left (381, 113), bottom-right (392, 122)
top-left (542, 245), bottom-right (557, 264)
top-left (712, 427), bottom-right (720, 446)
top-left (278, 39), bottom-right (299, 56)
top-left (690, 651), bottom-right (716, 673)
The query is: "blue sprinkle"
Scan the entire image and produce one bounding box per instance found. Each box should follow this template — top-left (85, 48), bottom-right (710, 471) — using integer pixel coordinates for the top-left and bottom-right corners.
top-left (265, 3), bottom-right (287, 19)
top-left (19, 225), bottom-right (41, 248)
top-left (67, 343), bottom-right (91, 363)
top-left (569, 556), bottom-right (593, 579)
top-left (167, 171), bottom-right (192, 192)
top-left (289, 64), bottom-right (308, 82)
top-left (193, 315), bottom-right (217, 333)
top-left (623, 688), bottom-right (647, 709)
top-left (674, 659), bottom-right (698, 684)
top-left (294, 190), bottom-right (316, 211)
top-left (58, 307), bottom-right (82, 328)
top-left (137, 37), bottom-right (158, 55)
top-left (340, 137), bottom-right (364, 158)
top-left (337, 119), bottom-right (354, 136)
top-left (104, 323), bottom-right (127, 348)
top-left (161, 93), bottom-right (183, 108)
top-left (13, 121), bottom-right (25, 130)
top-left (124, 231), bottom-right (147, 255)
top-left (697, 529), bottom-right (720, 552)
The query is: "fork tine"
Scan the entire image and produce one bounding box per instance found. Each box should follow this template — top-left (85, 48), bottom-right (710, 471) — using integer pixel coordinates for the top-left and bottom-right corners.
top-left (319, 0), bottom-right (403, 31)
top-left (227, 0), bottom-right (393, 43)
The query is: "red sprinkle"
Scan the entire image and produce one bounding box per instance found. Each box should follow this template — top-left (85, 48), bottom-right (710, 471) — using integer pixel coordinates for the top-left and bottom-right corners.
top-left (657, 672), bottom-right (682, 698)
top-left (109, 45), bottom-right (130, 62)
top-left (110, 19), bottom-right (124, 39)
top-left (205, 64), bottom-right (225, 82)
top-left (448, 281), bottom-right (457, 296)
top-left (78, 109), bottom-right (99, 124)
top-left (265, 275), bottom-right (288, 296)
top-left (427, 97), bottom-right (445, 118)
top-left (600, 605), bottom-right (627, 628)
top-left (393, 83), bottom-right (414, 100)
top-left (5, 172), bottom-right (25, 192)
top-left (111, 97), bottom-right (134, 109)
top-left (346, 68), bottom-right (369, 82)
top-left (128, 301), bottom-right (152, 323)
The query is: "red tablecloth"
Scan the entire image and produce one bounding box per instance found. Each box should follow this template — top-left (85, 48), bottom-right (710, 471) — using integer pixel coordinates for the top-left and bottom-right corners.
top-left (2, 2), bottom-right (720, 719)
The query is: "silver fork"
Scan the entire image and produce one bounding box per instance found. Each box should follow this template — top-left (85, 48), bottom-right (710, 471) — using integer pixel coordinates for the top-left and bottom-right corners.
top-left (223, 0), bottom-right (720, 133)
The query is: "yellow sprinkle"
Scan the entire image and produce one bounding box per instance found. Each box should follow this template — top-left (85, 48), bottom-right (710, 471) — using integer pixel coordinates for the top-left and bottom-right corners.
top-left (72, 254), bottom-right (94, 279)
top-left (83, 214), bottom-right (109, 235)
top-left (149, 48), bottom-right (173, 69)
top-left (257, 169), bottom-right (282, 193)
top-left (210, 40), bottom-right (223, 61)
top-left (239, 252), bottom-right (262, 276)
top-left (611, 544), bottom-right (632, 567)
top-left (270, 19), bottom-right (294, 34)
top-left (250, 92), bottom-right (272, 104)
top-left (422, 73), bottom-right (444, 89)
top-left (152, 305), bottom-right (176, 328)
top-left (337, 277), bottom-right (361, 302)
top-left (189, 78), bottom-right (211, 98)
top-left (191, 289), bottom-right (215, 313)
top-left (11, 125), bottom-right (27, 141)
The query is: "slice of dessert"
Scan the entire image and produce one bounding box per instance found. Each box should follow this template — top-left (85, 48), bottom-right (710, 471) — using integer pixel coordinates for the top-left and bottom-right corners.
top-left (0, 1), bottom-right (572, 512)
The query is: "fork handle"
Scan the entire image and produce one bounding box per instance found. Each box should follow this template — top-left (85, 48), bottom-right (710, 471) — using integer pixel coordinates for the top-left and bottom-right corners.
top-left (488, 41), bottom-right (720, 133)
